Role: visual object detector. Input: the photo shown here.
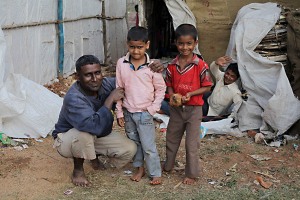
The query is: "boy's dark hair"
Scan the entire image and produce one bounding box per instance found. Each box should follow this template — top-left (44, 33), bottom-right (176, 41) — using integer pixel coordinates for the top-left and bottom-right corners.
top-left (226, 63), bottom-right (240, 79)
top-left (175, 24), bottom-right (198, 41)
top-left (76, 55), bottom-right (100, 72)
top-left (127, 26), bottom-right (149, 43)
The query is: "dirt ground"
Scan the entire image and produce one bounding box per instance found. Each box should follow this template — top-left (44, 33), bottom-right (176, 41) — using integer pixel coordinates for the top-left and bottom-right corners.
top-left (1, 75), bottom-right (300, 200)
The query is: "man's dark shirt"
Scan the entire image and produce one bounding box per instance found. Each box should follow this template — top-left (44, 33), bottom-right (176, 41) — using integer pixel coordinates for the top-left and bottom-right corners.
top-left (52, 77), bottom-right (116, 139)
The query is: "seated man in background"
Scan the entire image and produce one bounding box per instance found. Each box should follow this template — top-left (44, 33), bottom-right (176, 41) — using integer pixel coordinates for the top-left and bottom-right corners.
top-left (203, 56), bottom-right (242, 120)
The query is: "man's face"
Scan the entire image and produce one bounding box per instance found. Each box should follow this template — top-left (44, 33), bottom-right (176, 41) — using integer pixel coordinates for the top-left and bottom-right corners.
top-left (175, 35), bottom-right (197, 57)
top-left (224, 69), bottom-right (238, 85)
top-left (127, 40), bottom-right (149, 61)
top-left (76, 63), bottom-right (103, 96)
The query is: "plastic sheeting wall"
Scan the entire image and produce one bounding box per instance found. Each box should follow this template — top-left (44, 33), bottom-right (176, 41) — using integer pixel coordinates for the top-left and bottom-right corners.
top-left (0, 0), bottom-right (58, 85)
top-left (0, 0), bottom-right (128, 85)
top-left (105, 0), bottom-right (128, 65)
top-left (62, 0), bottom-right (104, 76)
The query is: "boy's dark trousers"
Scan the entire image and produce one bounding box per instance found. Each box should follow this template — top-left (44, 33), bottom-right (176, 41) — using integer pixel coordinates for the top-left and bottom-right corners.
top-left (165, 105), bottom-right (202, 178)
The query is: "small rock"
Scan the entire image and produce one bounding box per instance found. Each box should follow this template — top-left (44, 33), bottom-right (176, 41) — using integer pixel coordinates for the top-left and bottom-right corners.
top-left (124, 170), bottom-right (132, 175)
top-left (254, 133), bottom-right (265, 144)
top-left (249, 154), bottom-right (272, 161)
top-left (13, 146), bottom-right (23, 151)
top-left (64, 189), bottom-right (73, 195)
top-left (34, 139), bottom-right (44, 143)
top-left (53, 78), bottom-right (59, 83)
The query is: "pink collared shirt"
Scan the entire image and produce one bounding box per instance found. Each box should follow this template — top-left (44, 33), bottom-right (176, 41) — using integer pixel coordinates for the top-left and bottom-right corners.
top-left (115, 53), bottom-right (166, 118)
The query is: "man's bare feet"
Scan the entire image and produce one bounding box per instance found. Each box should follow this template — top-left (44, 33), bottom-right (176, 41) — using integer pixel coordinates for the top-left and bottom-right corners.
top-left (72, 169), bottom-right (91, 187)
top-left (130, 167), bottom-right (145, 182)
top-left (150, 177), bottom-right (162, 185)
top-left (90, 158), bottom-right (106, 170)
top-left (72, 157), bottom-right (91, 187)
top-left (182, 177), bottom-right (196, 185)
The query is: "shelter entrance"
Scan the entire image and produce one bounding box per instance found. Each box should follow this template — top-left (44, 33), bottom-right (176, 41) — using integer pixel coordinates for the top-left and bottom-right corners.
top-left (144, 0), bottom-right (177, 58)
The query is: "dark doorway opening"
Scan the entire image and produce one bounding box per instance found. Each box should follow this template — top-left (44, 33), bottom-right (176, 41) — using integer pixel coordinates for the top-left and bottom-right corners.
top-left (144, 0), bottom-right (177, 59)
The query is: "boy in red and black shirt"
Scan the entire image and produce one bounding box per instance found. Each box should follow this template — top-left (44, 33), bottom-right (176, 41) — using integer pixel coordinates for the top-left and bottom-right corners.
top-left (164, 24), bottom-right (212, 184)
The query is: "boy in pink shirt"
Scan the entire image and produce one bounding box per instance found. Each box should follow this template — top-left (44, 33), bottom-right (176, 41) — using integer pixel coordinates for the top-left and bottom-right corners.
top-left (116, 26), bottom-right (166, 185)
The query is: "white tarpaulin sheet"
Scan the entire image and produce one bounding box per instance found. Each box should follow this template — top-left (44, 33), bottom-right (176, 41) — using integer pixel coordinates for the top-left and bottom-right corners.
top-left (0, 0), bottom-right (108, 84)
top-left (62, 0), bottom-right (105, 76)
top-left (226, 3), bottom-right (300, 135)
top-left (0, 0), bottom-right (58, 85)
top-left (105, 0), bottom-right (128, 64)
top-left (163, 0), bottom-right (201, 55)
top-left (152, 114), bottom-right (245, 138)
top-left (0, 28), bottom-right (63, 138)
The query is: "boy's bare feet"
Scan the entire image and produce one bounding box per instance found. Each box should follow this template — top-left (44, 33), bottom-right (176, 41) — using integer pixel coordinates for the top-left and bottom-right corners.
top-left (150, 177), bottom-right (162, 185)
top-left (90, 158), bottom-right (106, 170)
top-left (161, 161), bottom-right (172, 173)
top-left (72, 169), bottom-right (91, 187)
top-left (130, 167), bottom-right (145, 182)
top-left (182, 177), bottom-right (196, 185)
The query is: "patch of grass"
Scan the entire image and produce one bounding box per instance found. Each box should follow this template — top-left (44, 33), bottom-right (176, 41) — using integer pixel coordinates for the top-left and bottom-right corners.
top-left (115, 178), bottom-right (128, 187)
top-left (201, 146), bottom-right (218, 156)
top-left (275, 165), bottom-right (290, 175)
top-left (222, 157), bottom-right (230, 163)
top-left (222, 172), bottom-right (241, 189)
top-left (48, 171), bottom-right (300, 200)
top-left (253, 145), bottom-right (268, 154)
top-left (251, 159), bottom-right (267, 168)
top-left (293, 168), bottom-right (300, 176)
top-left (222, 144), bottom-right (241, 154)
top-left (225, 178), bottom-right (237, 188)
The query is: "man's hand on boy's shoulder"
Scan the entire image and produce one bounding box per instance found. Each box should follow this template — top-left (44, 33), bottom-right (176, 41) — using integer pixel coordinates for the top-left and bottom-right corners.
top-left (149, 59), bottom-right (165, 73)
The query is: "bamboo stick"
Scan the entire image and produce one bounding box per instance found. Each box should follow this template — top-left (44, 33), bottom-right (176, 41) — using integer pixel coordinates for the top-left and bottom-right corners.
top-left (2, 15), bottom-right (125, 30)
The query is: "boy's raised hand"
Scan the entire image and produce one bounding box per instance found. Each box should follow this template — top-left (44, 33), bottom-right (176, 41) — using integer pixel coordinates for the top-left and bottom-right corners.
top-left (117, 117), bottom-right (125, 127)
top-left (215, 56), bottom-right (232, 67)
